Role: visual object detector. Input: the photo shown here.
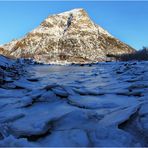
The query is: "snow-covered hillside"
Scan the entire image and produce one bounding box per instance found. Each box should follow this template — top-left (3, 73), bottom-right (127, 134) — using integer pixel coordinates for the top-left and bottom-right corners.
top-left (0, 58), bottom-right (148, 147)
top-left (0, 8), bottom-right (135, 64)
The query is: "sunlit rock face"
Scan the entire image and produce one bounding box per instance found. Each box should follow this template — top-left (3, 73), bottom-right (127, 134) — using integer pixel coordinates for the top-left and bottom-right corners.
top-left (0, 8), bottom-right (135, 64)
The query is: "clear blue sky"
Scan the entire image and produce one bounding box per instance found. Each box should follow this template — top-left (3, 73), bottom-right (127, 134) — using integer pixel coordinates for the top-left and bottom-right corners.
top-left (0, 1), bottom-right (148, 50)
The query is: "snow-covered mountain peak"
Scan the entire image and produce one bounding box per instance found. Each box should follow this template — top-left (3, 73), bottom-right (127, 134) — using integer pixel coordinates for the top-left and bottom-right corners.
top-left (58, 8), bottom-right (85, 15)
top-left (0, 8), bottom-right (135, 64)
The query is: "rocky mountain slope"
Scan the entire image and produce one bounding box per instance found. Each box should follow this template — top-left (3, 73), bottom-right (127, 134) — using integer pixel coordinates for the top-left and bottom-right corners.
top-left (0, 8), bottom-right (135, 64)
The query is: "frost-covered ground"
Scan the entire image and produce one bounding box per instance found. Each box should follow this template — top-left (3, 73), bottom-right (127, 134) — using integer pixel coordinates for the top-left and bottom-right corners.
top-left (0, 57), bottom-right (148, 147)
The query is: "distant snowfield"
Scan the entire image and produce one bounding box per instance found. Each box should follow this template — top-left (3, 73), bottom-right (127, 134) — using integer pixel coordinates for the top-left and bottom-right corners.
top-left (0, 59), bottom-right (148, 147)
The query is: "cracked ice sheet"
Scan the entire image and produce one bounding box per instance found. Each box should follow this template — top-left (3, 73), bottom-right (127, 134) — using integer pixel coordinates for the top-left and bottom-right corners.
top-left (12, 78), bottom-right (44, 90)
top-left (9, 101), bottom-right (78, 137)
top-left (138, 103), bottom-right (148, 135)
top-left (0, 55), bottom-right (14, 67)
top-left (34, 108), bottom-right (140, 147)
top-left (88, 126), bottom-right (141, 147)
top-left (68, 94), bottom-right (139, 109)
top-left (0, 88), bottom-right (28, 98)
top-left (99, 104), bottom-right (139, 127)
top-left (37, 129), bottom-right (89, 147)
top-left (0, 135), bottom-right (36, 147)
top-left (0, 108), bottom-right (25, 123)
top-left (0, 62), bottom-right (148, 147)
top-left (29, 65), bottom-right (98, 86)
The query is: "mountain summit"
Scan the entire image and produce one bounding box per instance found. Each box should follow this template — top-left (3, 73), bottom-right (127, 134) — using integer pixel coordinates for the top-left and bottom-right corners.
top-left (0, 8), bottom-right (135, 64)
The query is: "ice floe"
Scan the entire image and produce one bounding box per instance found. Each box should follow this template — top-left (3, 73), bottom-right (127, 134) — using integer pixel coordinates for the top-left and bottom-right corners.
top-left (0, 59), bottom-right (148, 146)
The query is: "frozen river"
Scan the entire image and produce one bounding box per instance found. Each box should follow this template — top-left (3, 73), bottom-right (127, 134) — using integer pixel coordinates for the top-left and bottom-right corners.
top-left (0, 61), bottom-right (148, 146)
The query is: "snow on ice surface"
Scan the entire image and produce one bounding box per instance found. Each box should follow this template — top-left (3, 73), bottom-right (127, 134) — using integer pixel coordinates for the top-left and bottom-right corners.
top-left (0, 60), bottom-right (148, 147)
top-left (0, 55), bottom-right (14, 67)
